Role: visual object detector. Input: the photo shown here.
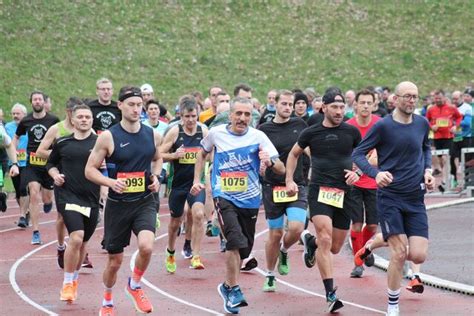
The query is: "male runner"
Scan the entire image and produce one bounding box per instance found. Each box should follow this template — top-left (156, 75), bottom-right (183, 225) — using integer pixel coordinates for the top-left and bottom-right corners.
top-left (259, 90), bottom-right (308, 292)
top-left (346, 89), bottom-right (380, 278)
top-left (161, 98), bottom-right (208, 271)
top-left (13, 91), bottom-right (59, 244)
top-left (5, 103), bottom-right (29, 226)
top-left (37, 97), bottom-right (84, 268)
top-left (352, 81), bottom-right (434, 316)
top-left (191, 97), bottom-right (284, 314)
top-left (46, 104), bottom-right (100, 303)
top-left (85, 86), bottom-right (163, 315)
top-left (286, 89), bottom-right (361, 313)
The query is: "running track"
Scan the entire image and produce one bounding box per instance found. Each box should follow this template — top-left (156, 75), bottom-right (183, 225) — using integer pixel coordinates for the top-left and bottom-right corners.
top-left (0, 196), bottom-right (472, 315)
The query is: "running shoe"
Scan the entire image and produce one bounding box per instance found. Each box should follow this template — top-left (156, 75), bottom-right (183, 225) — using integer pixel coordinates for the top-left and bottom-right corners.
top-left (43, 202), bottom-right (53, 214)
top-left (350, 265), bottom-right (364, 278)
top-left (125, 277), bottom-right (153, 313)
top-left (240, 257), bottom-right (258, 271)
top-left (217, 283), bottom-right (240, 314)
top-left (165, 249), bottom-right (177, 273)
top-left (190, 255), bottom-right (205, 269)
top-left (206, 221), bottom-right (213, 237)
top-left (211, 224), bottom-right (220, 237)
top-left (31, 231), bottom-right (42, 245)
top-left (406, 275), bottom-right (424, 294)
top-left (387, 305), bottom-right (400, 316)
top-left (438, 182), bottom-right (446, 193)
top-left (263, 275), bottom-right (276, 292)
top-left (0, 192), bottom-right (7, 212)
top-left (278, 250), bottom-right (289, 275)
top-left (228, 285), bottom-right (248, 308)
top-left (326, 287), bottom-right (344, 313)
top-left (57, 245), bottom-right (66, 269)
top-left (300, 230), bottom-right (316, 268)
top-left (72, 280), bottom-right (78, 300)
top-left (99, 304), bottom-right (115, 316)
top-left (60, 283), bottom-right (75, 302)
top-left (17, 216), bottom-right (27, 228)
top-left (182, 241), bottom-right (192, 259)
top-left (81, 253), bottom-right (93, 268)
top-left (354, 246), bottom-right (373, 267)
top-left (220, 237), bottom-right (227, 253)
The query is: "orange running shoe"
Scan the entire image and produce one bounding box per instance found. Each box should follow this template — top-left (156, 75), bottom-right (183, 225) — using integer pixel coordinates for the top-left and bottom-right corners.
top-left (99, 304), bottom-right (115, 316)
top-left (72, 280), bottom-right (78, 300)
top-left (60, 283), bottom-right (75, 302)
top-left (125, 278), bottom-right (153, 313)
top-left (406, 275), bottom-right (424, 294)
top-left (190, 255), bottom-right (205, 269)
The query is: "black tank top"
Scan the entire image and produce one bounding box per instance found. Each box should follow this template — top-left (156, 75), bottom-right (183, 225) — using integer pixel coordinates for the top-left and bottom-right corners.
top-left (108, 123), bottom-right (156, 201)
top-left (170, 125), bottom-right (203, 189)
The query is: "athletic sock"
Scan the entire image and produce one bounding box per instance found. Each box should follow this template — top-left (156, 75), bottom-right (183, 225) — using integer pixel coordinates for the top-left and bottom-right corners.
top-left (63, 272), bottom-right (74, 285)
top-left (279, 244), bottom-right (288, 254)
top-left (360, 247), bottom-right (372, 260)
top-left (167, 248), bottom-right (175, 255)
top-left (103, 286), bottom-right (113, 306)
top-left (266, 270), bottom-right (274, 277)
top-left (362, 226), bottom-right (376, 245)
top-left (57, 243), bottom-right (66, 251)
top-left (130, 266), bottom-right (144, 289)
top-left (323, 278), bottom-right (334, 298)
top-left (387, 288), bottom-right (400, 311)
top-left (184, 239), bottom-right (191, 246)
top-left (351, 230), bottom-right (364, 255)
top-left (73, 270), bottom-right (79, 282)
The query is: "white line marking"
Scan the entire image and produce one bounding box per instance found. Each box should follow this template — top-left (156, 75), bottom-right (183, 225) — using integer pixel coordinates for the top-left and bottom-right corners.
top-left (0, 220), bottom-right (56, 233)
top-left (129, 233), bottom-right (224, 315)
top-left (9, 239), bottom-right (59, 316)
top-left (254, 229), bottom-right (386, 314)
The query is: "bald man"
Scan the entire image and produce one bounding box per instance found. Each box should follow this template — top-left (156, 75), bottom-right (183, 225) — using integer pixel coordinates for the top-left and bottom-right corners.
top-left (352, 81), bottom-right (434, 316)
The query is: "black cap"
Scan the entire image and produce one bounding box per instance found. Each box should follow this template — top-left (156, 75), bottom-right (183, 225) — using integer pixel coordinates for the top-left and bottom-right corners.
top-left (322, 89), bottom-right (345, 105)
top-left (464, 88), bottom-right (474, 98)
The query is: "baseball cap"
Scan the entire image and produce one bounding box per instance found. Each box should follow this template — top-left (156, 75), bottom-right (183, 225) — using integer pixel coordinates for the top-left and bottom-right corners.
top-left (464, 88), bottom-right (474, 98)
top-left (140, 83), bottom-right (154, 93)
top-left (322, 90), bottom-right (345, 105)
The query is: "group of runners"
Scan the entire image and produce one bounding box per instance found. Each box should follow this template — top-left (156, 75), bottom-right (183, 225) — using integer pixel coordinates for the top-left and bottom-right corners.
top-left (3, 78), bottom-right (472, 316)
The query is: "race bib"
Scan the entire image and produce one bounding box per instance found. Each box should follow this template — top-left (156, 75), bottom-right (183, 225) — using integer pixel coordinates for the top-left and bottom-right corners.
top-left (179, 147), bottom-right (200, 164)
top-left (65, 203), bottom-right (91, 218)
top-left (117, 171), bottom-right (145, 193)
top-left (29, 152), bottom-right (47, 166)
top-left (436, 118), bottom-right (449, 127)
top-left (273, 186), bottom-right (298, 203)
top-left (17, 149), bottom-right (26, 163)
top-left (317, 186), bottom-right (344, 208)
top-left (220, 171), bottom-right (248, 192)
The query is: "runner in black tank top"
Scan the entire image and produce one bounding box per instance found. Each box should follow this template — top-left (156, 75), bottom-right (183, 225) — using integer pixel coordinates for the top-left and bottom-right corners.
top-left (160, 100), bottom-right (208, 271)
top-left (85, 86), bottom-right (163, 315)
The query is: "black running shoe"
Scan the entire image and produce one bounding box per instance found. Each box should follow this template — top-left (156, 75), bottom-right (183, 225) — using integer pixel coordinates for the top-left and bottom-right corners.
top-left (364, 253), bottom-right (375, 267)
top-left (0, 192), bottom-right (7, 212)
top-left (240, 257), bottom-right (258, 271)
top-left (57, 246), bottom-right (66, 269)
top-left (301, 230), bottom-right (316, 268)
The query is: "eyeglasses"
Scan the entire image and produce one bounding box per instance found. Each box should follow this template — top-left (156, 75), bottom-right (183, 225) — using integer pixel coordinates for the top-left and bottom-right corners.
top-left (397, 94), bottom-right (418, 101)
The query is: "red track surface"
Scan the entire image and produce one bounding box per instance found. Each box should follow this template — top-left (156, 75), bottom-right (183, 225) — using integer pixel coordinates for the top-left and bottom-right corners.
top-left (1, 197), bottom-right (472, 315)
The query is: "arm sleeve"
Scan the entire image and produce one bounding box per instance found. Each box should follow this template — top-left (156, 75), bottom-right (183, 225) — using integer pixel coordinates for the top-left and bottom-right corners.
top-left (15, 121), bottom-right (26, 137)
top-left (460, 108), bottom-right (472, 128)
top-left (352, 124), bottom-right (381, 178)
top-left (422, 120), bottom-right (432, 170)
top-left (46, 141), bottom-right (61, 172)
top-left (296, 128), bottom-right (311, 149)
top-left (258, 131), bottom-right (279, 159)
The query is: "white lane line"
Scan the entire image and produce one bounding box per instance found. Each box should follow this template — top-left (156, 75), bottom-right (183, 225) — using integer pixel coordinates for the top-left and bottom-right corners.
top-left (9, 239), bottom-right (59, 316)
top-left (0, 220), bottom-right (56, 233)
top-left (254, 229), bottom-right (386, 314)
top-left (129, 233), bottom-right (224, 315)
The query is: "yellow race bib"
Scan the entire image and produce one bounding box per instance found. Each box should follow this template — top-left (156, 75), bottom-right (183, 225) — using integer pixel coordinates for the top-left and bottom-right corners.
top-left (29, 152), bottom-right (47, 166)
top-left (220, 171), bottom-right (248, 192)
top-left (117, 171), bottom-right (145, 193)
top-left (436, 118), bottom-right (449, 127)
top-left (318, 186), bottom-right (344, 208)
top-left (179, 147), bottom-right (200, 164)
top-left (272, 186), bottom-right (298, 203)
top-left (17, 149), bottom-right (27, 164)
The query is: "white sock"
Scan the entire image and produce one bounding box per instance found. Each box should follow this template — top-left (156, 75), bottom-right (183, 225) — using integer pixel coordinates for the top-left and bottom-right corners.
top-left (267, 270), bottom-right (274, 277)
top-left (280, 244), bottom-right (288, 253)
top-left (130, 277), bottom-right (141, 290)
top-left (63, 272), bottom-right (74, 285)
top-left (57, 243), bottom-right (66, 251)
top-left (73, 270), bottom-right (79, 281)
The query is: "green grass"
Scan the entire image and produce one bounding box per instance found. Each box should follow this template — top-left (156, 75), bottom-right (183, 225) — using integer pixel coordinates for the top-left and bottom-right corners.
top-left (1, 0), bottom-right (473, 118)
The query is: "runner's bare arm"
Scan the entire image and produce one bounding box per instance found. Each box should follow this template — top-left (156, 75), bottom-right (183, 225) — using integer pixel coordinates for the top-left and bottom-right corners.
top-left (285, 143), bottom-right (304, 196)
top-left (36, 125), bottom-right (59, 159)
top-left (85, 131), bottom-right (117, 189)
top-left (190, 148), bottom-right (208, 195)
top-left (159, 126), bottom-right (182, 162)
